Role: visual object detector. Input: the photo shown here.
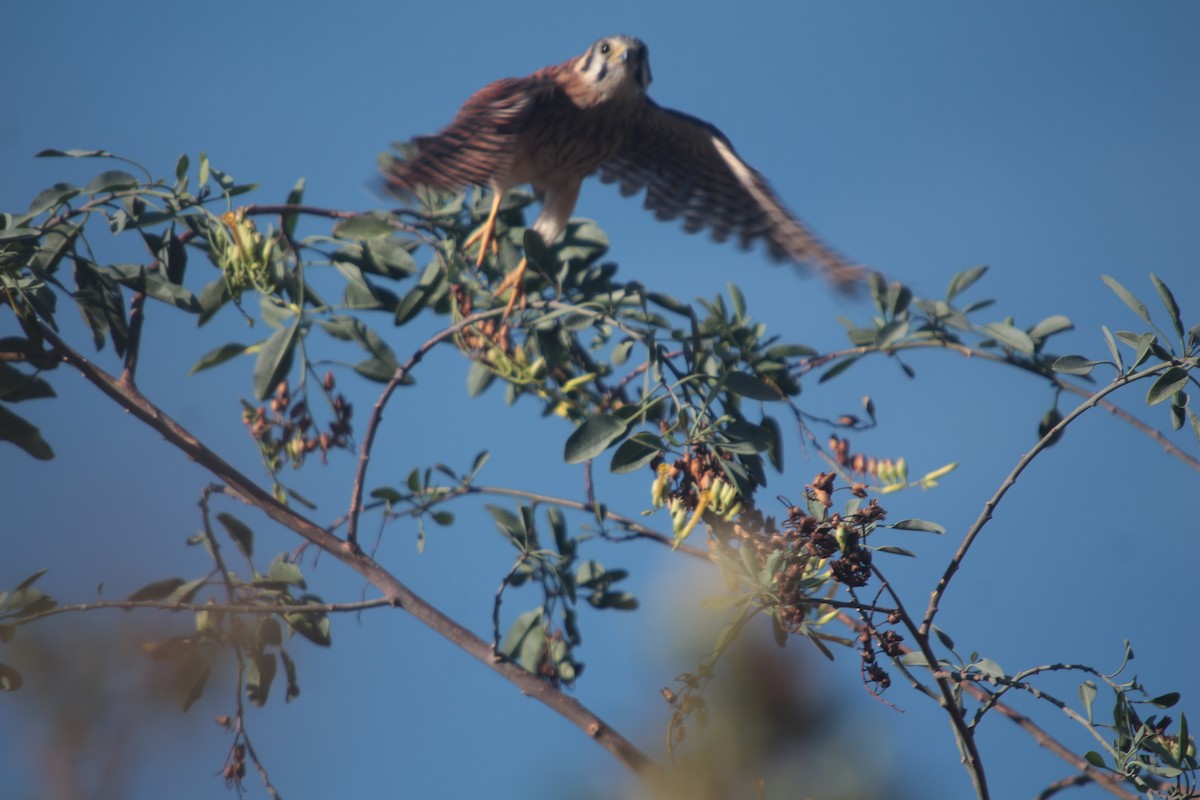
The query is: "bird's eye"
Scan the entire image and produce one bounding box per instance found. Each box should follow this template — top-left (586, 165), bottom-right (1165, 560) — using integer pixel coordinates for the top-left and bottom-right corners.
top-left (600, 42), bottom-right (611, 54)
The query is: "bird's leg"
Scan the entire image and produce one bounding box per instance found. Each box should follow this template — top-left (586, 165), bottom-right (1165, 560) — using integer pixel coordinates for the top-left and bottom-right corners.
top-left (494, 257), bottom-right (529, 319)
top-left (463, 190), bottom-right (504, 267)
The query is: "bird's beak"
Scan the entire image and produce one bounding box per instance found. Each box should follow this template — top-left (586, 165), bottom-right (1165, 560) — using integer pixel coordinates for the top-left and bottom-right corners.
top-left (612, 43), bottom-right (630, 63)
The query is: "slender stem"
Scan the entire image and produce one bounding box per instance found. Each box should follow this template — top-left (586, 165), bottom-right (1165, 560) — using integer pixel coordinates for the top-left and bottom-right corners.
top-left (869, 566), bottom-right (990, 799)
top-left (837, 611), bottom-right (1142, 800)
top-left (344, 307), bottom-right (509, 550)
top-left (919, 362), bottom-right (1177, 638)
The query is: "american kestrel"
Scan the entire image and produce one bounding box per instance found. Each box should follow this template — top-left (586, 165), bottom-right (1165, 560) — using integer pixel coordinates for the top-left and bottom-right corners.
top-left (381, 35), bottom-right (864, 299)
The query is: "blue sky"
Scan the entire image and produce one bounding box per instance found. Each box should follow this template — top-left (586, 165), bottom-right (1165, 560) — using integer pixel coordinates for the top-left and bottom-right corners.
top-left (2, 2), bottom-right (1197, 798)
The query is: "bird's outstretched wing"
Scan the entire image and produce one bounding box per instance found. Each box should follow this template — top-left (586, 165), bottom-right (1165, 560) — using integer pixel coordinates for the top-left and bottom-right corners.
top-left (381, 75), bottom-right (551, 194)
top-left (598, 100), bottom-right (865, 292)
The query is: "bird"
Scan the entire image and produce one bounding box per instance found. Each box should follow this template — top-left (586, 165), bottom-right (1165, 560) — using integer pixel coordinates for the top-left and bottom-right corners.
top-left (380, 35), bottom-right (864, 310)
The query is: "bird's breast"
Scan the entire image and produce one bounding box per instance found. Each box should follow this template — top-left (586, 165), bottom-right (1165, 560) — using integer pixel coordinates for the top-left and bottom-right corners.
top-left (507, 98), bottom-right (637, 191)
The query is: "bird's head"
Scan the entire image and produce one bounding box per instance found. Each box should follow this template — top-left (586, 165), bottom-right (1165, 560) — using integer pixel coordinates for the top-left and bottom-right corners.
top-left (574, 35), bottom-right (651, 101)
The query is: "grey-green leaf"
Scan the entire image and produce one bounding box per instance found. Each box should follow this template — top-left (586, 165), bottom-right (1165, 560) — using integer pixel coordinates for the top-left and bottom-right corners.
top-left (189, 342), bottom-right (248, 375)
top-left (1147, 367), bottom-right (1189, 406)
top-left (981, 322), bottom-right (1035, 356)
top-left (725, 371), bottom-right (783, 401)
top-left (0, 404), bottom-right (55, 460)
top-left (252, 322), bottom-right (299, 401)
top-left (887, 518), bottom-right (945, 534)
top-left (83, 170), bottom-right (139, 194)
top-left (1102, 274), bottom-right (1152, 325)
top-left (1150, 273), bottom-right (1184, 342)
top-left (610, 432), bottom-right (665, 474)
top-left (564, 414), bottom-right (627, 464)
top-left (217, 512), bottom-right (254, 559)
top-left (126, 577), bottom-right (187, 603)
top-left (1052, 355), bottom-right (1100, 376)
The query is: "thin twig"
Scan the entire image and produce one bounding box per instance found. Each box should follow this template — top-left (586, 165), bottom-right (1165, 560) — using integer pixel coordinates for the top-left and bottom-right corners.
top-left (345, 307), bottom-right (510, 551)
top-left (868, 566), bottom-right (990, 799)
top-left (837, 611), bottom-right (1142, 800)
top-left (919, 362), bottom-right (1177, 639)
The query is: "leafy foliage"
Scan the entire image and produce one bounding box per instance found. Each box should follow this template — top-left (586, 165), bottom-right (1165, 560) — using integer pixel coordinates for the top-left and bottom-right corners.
top-left (1, 150), bottom-right (1196, 799)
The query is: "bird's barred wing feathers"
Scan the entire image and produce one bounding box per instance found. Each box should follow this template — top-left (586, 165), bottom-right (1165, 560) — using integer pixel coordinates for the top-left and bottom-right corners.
top-left (381, 76), bottom-right (550, 195)
top-left (599, 101), bottom-right (864, 292)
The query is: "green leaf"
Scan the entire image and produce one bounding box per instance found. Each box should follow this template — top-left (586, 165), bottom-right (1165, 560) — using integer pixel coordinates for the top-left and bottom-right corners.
top-left (1028, 315), bottom-right (1073, 341)
top-left (252, 322), bottom-right (299, 401)
top-left (874, 545), bottom-right (916, 557)
top-left (180, 664), bottom-right (210, 712)
top-left (1102, 274), bottom-right (1153, 325)
top-left (946, 265), bottom-right (988, 300)
top-left (1147, 367), bottom-right (1189, 406)
top-left (285, 605), bottom-right (332, 647)
top-left (886, 518), bottom-right (945, 534)
top-left (0, 663), bottom-right (23, 692)
top-left (126, 577), bottom-right (186, 603)
top-left (1084, 751), bottom-right (1107, 769)
top-left (1101, 325), bottom-right (1123, 372)
top-left (972, 657), bottom-right (1005, 677)
top-left (14, 568), bottom-right (50, 592)
top-left (487, 504), bottom-right (534, 550)
top-left (1150, 274), bottom-right (1184, 343)
top-left (466, 361), bottom-right (494, 397)
top-left (246, 652), bottom-right (277, 706)
top-left (83, 170), bottom-right (139, 194)
top-left (927, 627), bottom-right (954, 654)
top-left (102, 264), bottom-right (201, 312)
top-left (280, 648), bottom-right (301, 702)
top-left (1051, 355), bottom-right (1100, 376)
top-left (818, 355), bottom-right (860, 383)
top-left (217, 512), bottom-right (254, 559)
top-left (333, 238), bottom-right (419, 281)
top-left (553, 219), bottom-right (609, 265)
top-left (0, 404), bottom-right (55, 460)
top-left (1149, 691), bottom-right (1180, 708)
top-left (725, 371), bottom-right (783, 401)
top-left (564, 414), bottom-right (627, 464)
top-left (723, 420), bottom-right (774, 453)
top-left (189, 342), bottom-right (247, 375)
top-left (267, 554), bottom-right (306, 589)
top-left (334, 211), bottom-right (399, 240)
top-left (1079, 680), bottom-right (1098, 721)
top-left (873, 319), bottom-right (909, 349)
top-left (610, 432), bottom-right (665, 474)
top-left (0, 363), bottom-right (55, 403)
top-left (646, 292), bottom-right (691, 316)
top-left (500, 609), bottom-right (547, 673)
top-left (27, 182), bottom-right (80, 217)
top-left (0, 226), bottom-right (40, 243)
top-left (981, 322), bottom-right (1035, 356)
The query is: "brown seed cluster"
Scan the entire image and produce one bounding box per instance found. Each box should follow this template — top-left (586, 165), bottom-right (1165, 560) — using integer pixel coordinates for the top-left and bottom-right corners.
top-left (242, 377), bottom-right (353, 471)
top-left (858, 623), bottom-right (904, 693)
top-left (772, 476), bottom-right (887, 628)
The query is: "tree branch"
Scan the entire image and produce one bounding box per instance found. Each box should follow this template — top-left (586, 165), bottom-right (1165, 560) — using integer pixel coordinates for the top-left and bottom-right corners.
top-left (39, 321), bottom-right (662, 789)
